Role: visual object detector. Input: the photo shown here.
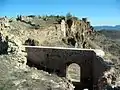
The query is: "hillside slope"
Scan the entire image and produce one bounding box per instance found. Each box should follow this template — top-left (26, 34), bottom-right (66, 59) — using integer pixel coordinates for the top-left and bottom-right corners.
top-left (94, 25), bottom-right (120, 31)
top-left (98, 30), bottom-right (120, 43)
top-left (0, 16), bottom-right (75, 90)
top-left (0, 15), bottom-right (120, 89)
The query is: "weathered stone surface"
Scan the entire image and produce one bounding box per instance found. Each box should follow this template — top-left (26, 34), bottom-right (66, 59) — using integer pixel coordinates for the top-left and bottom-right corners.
top-left (61, 20), bottom-right (66, 37)
top-left (25, 46), bottom-right (109, 89)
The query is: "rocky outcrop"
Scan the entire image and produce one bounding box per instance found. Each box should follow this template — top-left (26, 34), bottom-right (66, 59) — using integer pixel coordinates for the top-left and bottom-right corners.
top-left (60, 17), bottom-right (94, 48)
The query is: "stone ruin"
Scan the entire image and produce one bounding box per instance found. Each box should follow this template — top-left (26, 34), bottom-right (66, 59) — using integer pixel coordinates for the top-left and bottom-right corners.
top-left (25, 46), bottom-right (112, 90)
top-left (61, 20), bottom-right (66, 37)
top-left (60, 17), bottom-right (94, 48)
top-left (10, 15), bottom-right (119, 89)
top-left (25, 45), bottom-right (120, 90)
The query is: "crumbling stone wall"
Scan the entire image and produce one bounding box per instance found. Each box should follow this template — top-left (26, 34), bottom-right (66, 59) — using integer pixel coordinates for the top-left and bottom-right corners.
top-left (61, 17), bottom-right (94, 48)
top-left (61, 20), bottom-right (66, 37)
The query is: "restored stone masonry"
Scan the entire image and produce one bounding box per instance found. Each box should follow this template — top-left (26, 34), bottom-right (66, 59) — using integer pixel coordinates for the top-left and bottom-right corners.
top-left (25, 46), bottom-right (109, 89)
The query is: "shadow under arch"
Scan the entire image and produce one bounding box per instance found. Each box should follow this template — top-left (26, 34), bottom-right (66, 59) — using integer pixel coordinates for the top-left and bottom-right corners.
top-left (64, 60), bottom-right (93, 90)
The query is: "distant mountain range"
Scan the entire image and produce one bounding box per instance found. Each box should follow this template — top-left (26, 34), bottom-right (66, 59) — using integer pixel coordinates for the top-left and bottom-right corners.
top-left (94, 25), bottom-right (120, 30)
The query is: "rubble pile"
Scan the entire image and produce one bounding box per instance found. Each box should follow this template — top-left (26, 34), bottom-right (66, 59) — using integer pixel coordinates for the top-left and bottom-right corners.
top-left (97, 67), bottom-right (120, 90)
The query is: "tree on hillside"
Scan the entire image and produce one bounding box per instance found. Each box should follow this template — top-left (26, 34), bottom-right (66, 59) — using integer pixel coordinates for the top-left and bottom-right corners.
top-left (66, 12), bottom-right (72, 20)
top-left (66, 12), bottom-right (73, 28)
top-left (72, 16), bottom-right (79, 20)
top-left (56, 15), bottom-right (65, 24)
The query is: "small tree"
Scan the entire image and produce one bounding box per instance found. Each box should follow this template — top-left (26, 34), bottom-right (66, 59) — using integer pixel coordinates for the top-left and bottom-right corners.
top-left (66, 12), bottom-right (72, 20)
top-left (56, 15), bottom-right (65, 24)
top-left (73, 16), bottom-right (78, 20)
top-left (66, 13), bottom-right (73, 28)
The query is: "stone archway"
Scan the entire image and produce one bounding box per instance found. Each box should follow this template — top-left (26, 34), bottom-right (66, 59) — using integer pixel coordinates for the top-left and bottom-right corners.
top-left (25, 46), bottom-right (105, 89)
top-left (64, 61), bottom-right (93, 90)
top-left (66, 63), bottom-right (81, 82)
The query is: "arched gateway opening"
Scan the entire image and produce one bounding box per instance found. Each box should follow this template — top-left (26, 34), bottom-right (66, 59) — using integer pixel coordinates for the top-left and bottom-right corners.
top-left (66, 63), bottom-right (81, 82)
top-left (65, 61), bottom-right (93, 90)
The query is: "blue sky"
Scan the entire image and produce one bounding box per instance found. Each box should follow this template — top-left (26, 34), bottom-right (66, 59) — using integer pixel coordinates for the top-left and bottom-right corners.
top-left (0, 0), bottom-right (120, 26)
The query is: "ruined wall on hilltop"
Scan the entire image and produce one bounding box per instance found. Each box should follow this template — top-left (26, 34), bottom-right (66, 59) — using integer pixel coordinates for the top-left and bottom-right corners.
top-left (10, 15), bottom-right (95, 48)
top-left (26, 46), bottom-right (111, 89)
top-left (61, 17), bottom-right (94, 48)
